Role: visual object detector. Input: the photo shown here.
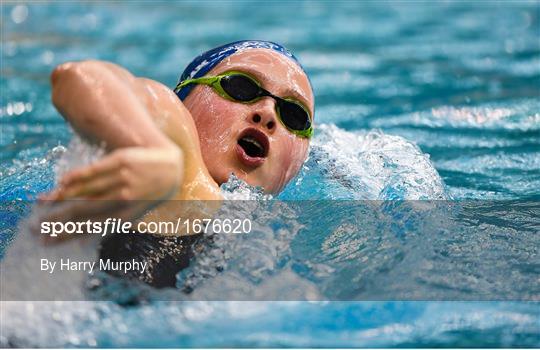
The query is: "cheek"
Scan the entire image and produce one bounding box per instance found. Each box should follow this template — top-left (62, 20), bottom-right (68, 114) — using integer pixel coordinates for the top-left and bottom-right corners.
top-left (268, 134), bottom-right (309, 191)
top-left (282, 138), bottom-right (309, 177)
top-left (189, 89), bottom-right (234, 151)
top-left (187, 88), bottom-right (249, 157)
top-left (185, 88), bottom-right (247, 183)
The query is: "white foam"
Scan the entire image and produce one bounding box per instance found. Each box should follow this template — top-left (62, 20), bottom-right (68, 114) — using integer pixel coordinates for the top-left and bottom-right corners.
top-left (290, 124), bottom-right (447, 200)
top-left (54, 135), bottom-right (106, 182)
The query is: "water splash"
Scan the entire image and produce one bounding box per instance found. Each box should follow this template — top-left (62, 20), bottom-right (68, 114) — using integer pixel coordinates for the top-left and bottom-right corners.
top-left (179, 177), bottom-right (312, 299)
top-left (219, 174), bottom-right (273, 200)
top-left (283, 124), bottom-right (448, 200)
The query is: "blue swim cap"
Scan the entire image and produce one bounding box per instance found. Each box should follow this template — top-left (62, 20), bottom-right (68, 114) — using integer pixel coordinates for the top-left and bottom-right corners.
top-left (175, 40), bottom-right (305, 101)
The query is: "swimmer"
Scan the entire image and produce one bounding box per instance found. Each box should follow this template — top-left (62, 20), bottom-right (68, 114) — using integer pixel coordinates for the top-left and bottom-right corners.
top-left (37, 41), bottom-right (315, 287)
top-left (44, 40), bottom-right (314, 217)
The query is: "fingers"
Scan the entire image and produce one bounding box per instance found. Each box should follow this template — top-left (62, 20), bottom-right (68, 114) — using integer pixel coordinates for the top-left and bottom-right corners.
top-left (39, 190), bottom-right (60, 201)
top-left (37, 145), bottom-right (182, 207)
top-left (40, 173), bottom-right (121, 201)
top-left (62, 172), bottom-right (123, 199)
top-left (43, 151), bottom-right (127, 200)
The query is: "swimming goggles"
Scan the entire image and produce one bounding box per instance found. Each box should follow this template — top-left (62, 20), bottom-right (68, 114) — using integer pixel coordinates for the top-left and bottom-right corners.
top-left (175, 71), bottom-right (313, 138)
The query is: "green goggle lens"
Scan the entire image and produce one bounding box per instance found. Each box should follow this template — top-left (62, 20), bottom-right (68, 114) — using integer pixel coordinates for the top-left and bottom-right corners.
top-left (176, 72), bottom-right (313, 138)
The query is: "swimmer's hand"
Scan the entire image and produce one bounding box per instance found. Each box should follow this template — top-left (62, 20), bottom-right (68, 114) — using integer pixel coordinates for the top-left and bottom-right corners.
top-left (36, 146), bottom-right (183, 244)
top-left (43, 146), bottom-right (183, 201)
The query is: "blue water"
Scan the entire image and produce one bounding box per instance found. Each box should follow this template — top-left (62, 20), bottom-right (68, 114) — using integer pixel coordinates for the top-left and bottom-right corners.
top-left (1, 1), bottom-right (539, 347)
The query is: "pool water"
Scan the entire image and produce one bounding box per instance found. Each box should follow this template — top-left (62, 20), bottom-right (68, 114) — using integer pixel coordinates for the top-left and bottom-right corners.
top-left (1, 1), bottom-right (539, 347)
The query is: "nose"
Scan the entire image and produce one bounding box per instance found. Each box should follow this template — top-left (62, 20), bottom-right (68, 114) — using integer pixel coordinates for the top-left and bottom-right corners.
top-left (250, 97), bottom-right (277, 133)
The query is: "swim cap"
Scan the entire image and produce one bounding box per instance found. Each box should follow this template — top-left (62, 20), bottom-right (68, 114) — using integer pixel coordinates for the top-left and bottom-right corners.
top-left (175, 40), bottom-right (305, 101)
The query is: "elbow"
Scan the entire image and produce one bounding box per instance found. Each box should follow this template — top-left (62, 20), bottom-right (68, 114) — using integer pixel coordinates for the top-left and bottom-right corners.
top-left (50, 62), bottom-right (75, 87)
top-left (50, 60), bottom-right (103, 108)
top-left (51, 60), bottom-right (103, 85)
top-left (51, 63), bottom-right (74, 111)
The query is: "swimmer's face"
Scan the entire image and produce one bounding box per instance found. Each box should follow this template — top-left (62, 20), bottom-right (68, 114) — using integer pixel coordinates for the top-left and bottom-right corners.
top-left (183, 49), bottom-right (314, 193)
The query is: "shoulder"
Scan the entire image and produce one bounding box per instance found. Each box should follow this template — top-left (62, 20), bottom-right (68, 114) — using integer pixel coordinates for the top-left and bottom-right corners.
top-left (131, 77), bottom-right (202, 157)
top-left (134, 78), bottom-right (189, 114)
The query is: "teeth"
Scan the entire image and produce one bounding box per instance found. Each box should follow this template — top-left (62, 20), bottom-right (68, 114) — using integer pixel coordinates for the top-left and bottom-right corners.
top-left (244, 137), bottom-right (263, 150)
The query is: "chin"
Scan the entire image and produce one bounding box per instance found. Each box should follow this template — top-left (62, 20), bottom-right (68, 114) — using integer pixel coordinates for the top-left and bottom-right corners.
top-left (208, 159), bottom-right (281, 193)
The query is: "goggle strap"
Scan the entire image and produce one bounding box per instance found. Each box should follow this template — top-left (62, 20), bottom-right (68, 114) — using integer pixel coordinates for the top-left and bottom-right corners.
top-left (174, 76), bottom-right (220, 92)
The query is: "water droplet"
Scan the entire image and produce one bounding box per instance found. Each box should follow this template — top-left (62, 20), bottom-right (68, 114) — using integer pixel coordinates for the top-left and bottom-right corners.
top-left (68, 335), bottom-right (80, 346)
top-left (51, 145), bottom-right (67, 158)
top-left (13, 102), bottom-right (25, 115)
top-left (42, 50), bottom-right (54, 65)
top-left (11, 5), bottom-right (28, 24)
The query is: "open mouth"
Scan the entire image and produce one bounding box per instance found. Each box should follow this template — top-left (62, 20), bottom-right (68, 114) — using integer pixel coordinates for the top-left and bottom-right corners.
top-left (238, 136), bottom-right (266, 158)
top-left (236, 128), bottom-right (269, 167)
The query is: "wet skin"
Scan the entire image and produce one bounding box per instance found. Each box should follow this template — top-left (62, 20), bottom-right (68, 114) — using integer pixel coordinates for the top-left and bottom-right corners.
top-left (48, 49), bottom-right (313, 203)
top-left (43, 49), bottom-right (314, 235)
top-left (183, 49), bottom-right (315, 193)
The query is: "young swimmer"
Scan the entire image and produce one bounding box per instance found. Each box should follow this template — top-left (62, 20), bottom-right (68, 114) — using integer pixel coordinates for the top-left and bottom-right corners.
top-left (44, 41), bottom-right (315, 287)
top-left (47, 40), bottom-right (313, 203)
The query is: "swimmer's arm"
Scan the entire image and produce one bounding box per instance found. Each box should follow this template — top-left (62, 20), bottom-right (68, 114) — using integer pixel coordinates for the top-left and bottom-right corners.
top-left (51, 60), bottom-right (171, 150)
top-left (50, 60), bottom-right (220, 201)
top-left (48, 61), bottom-right (184, 203)
top-left (132, 77), bottom-right (222, 200)
top-left (40, 60), bottom-right (221, 242)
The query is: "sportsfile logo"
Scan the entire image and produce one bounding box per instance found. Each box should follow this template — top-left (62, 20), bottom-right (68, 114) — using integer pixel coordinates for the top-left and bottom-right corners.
top-left (41, 218), bottom-right (133, 237)
top-left (40, 218), bottom-right (252, 237)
